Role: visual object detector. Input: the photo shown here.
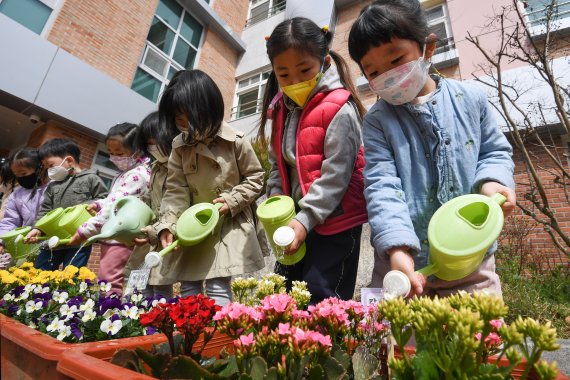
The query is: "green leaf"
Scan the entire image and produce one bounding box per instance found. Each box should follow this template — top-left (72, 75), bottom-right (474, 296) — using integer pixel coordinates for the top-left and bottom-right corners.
top-left (216, 356), bottom-right (239, 377)
top-left (249, 356), bottom-right (269, 379)
top-left (135, 347), bottom-right (171, 378)
top-left (320, 356), bottom-right (348, 380)
top-left (411, 349), bottom-right (440, 380)
top-left (332, 344), bottom-right (352, 370)
top-left (163, 354), bottom-right (221, 379)
top-left (264, 367), bottom-right (279, 380)
top-left (307, 364), bottom-right (324, 380)
top-left (110, 349), bottom-right (145, 374)
top-left (352, 346), bottom-right (380, 380)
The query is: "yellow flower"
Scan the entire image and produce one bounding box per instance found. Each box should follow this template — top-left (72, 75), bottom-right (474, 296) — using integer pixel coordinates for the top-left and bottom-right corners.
top-left (12, 269), bottom-right (29, 280)
top-left (78, 267), bottom-right (96, 281)
top-left (2, 274), bottom-right (18, 284)
top-left (20, 262), bottom-right (34, 269)
top-left (63, 265), bottom-right (79, 277)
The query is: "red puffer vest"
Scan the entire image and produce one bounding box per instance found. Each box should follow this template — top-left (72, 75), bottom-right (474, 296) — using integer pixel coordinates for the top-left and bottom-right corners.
top-left (270, 89), bottom-right (368, 235)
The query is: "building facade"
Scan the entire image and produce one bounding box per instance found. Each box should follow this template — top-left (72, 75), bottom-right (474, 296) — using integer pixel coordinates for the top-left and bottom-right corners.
top-left (1, 0), bottom-right (568, 269)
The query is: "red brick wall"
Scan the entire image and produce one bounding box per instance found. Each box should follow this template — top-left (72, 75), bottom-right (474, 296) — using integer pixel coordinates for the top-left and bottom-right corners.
top-left (27, 121), bottom-right (99, 169)
top-left (198, 30), bottom-right (240, 119)
top-left (503, 134), bottom-right (570, 268)
top-left (212, 0), bottom-right (249, 36)
top-left (46, 0), bottom-right (158, 86)
top-left (27, 121), bottom-right (104, 273)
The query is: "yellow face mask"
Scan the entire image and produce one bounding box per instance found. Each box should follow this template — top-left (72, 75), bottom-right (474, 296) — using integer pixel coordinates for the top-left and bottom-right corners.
top-left (281, 70), bottom-right (324, 108)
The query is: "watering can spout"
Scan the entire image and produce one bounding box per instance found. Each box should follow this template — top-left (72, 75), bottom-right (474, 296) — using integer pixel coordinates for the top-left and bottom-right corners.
top-left (86, 232), bottom-right (111, 245)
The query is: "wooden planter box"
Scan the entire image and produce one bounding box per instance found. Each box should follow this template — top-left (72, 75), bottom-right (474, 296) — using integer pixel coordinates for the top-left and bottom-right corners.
top-left (0, 313), bottom-right (166, 380)
top-left (57, 330), bottom-right (235, 380)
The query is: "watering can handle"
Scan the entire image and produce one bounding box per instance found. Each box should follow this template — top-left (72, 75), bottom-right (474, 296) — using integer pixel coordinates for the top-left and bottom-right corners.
top-left (214, 202), bottom-right (223, 210)
top-left (416, 264), bottom-right (439, 277)
top-left (112, 198), bottom-right (128, 217)
top-left (157, 239), bottom-right (179, 257)
top-left (490, 193), bottom-right (506, 205)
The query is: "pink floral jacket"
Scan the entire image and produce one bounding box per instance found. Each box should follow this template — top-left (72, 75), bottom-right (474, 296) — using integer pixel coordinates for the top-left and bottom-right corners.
top-left (78, 157), bottom-right (151, 240)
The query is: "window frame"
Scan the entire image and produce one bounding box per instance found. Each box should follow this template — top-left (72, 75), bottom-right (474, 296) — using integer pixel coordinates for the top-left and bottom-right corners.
top-left (232, 69), bottom-right (271, 120)
top-left (132, 0), bottom-right (206, 102)
top-left (245, 0), bottom-right (286, 28)
top-left (0, 0), bottom-right (64, 36)
top-left (425, 3), bottom-right (455, 57)
top-left (91, 142), bottom-right (119, 188)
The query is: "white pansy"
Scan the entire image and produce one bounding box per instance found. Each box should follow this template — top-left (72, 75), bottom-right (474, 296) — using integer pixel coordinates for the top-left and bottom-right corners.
top-left (100, 319), bottom-right (123, 335)
top-left (3, 293), bottom-right (14, 301)
top-left (60, 304), bottom-right (78, 320)
top-left (81, 308), bottom-right (97, 322)
top-left (79, 282), bottom-right (88, 293)
top-left (99, 282), bottom-right (111, 292)
top-left (53, 291), bottom-right (69, 304)
top-left (47, 317), bottom-right (60, 332)
top-left (34, 285), bottom-right (50, 294)
top-left (151, 298), bottom-right (166, 307)
top-left (24, 284), bottom-right (36, 293)
top-left (16, 308), bottom-right (21, 316)
top-left (29, 321), bottom-right (37, 329)
top-left (25, 300), bottom-right (43, 313)
top-left (79, 299), bottom-right (95, 311)
top-left (15, 290), bottom-right (30, 301)
top-left (56, 324), bottom-right (71, 341)
top-left (130, 293), bottom-right (143, 303)
top-left (123, 306), bottom-right (139, 319)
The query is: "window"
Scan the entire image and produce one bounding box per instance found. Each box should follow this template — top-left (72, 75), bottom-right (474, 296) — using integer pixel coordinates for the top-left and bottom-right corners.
top-left (525, 0), bottom-right (570, 27)
top-left (245, 0), bottom-right (286, 28)
top-left (131, 0), bottom-right (204, 102)
top-left (92, 143), bottom-right (118, 189)
top-left (232, 70), bottom-right (270, 119)
top-left (425, 3), bottom-right (455, 56)
top-left (0, 0), bottom-right (58, 35)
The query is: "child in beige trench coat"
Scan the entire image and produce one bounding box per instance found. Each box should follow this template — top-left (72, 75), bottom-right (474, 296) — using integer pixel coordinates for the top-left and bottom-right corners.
top-left (153, 70), bottom-right (266, 306)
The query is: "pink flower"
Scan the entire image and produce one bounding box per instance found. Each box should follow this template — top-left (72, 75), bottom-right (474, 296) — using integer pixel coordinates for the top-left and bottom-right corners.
top-left (475, 332), bottom-right (482, 341)
top-left (485, 332), bottom-right (502, 347)
top-left (239, 332), bottom-right (255, 346)
top-left (262, 294), bottom-right (294, 313)
top-left (489, 319), bottom-right (503, 330)
top-left (278, 323), bottom-right (291, 336)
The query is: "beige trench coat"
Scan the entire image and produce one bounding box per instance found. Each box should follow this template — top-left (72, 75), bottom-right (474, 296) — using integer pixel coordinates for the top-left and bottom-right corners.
top-left (123, 160), bottom-right (174, 286)
top-left (155, 122), bottom-right (266, 281)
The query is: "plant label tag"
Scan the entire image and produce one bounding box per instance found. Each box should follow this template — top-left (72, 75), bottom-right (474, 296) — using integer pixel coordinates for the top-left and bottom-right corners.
top-left (125, 268), bottom-right (151, 295)
top-left (361, 288), bottom-right (384, 307)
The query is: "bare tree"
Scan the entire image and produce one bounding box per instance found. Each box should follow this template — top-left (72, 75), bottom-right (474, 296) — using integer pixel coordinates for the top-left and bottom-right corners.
top-left (466, 0), bottom-right (570, 262)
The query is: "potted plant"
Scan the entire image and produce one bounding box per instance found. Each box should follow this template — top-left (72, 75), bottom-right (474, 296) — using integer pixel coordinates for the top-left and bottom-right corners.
top-left (0, 262), bottom-right (167, 379)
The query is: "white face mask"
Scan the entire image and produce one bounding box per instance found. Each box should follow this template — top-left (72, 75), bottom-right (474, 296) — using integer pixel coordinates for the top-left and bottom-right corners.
top-left (368, 45), bottom-right (431, 105)
top-left (47, 156), bottom-right (71, 181)
top-left (148, 145), bottom-right (168, 163)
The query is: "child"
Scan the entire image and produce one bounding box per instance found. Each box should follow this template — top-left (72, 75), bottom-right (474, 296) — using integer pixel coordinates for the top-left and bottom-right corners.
top-left (123, 111), bottom-right (177, 298)
top-left (69, 123), bottom-right (151, 295)
top-left (0, 148), bottom-right (48, 269)
top-left (155, 69), bottom-right (265, 306)
top-left (348, 0), bottom-right (516, 297)
top-left (0, 157), bottom-right (16, 219)
top-left (258, 17), bottom-right (368, 305)
top-left (25, 139), bottom-right (108, 270)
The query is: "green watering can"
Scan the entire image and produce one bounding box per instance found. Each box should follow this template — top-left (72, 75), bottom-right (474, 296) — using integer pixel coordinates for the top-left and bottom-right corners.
top-left (383, 193), bottom-right (507, 297)
top-left (0, 226), bottom-right (40, 260)
top-left (256, 196), bottom-right (306, 265)
top-left (14, 207), bottom-right (71, 247)
top-left (85, 196), bottom-right (155, 245)
top-left (418, 192), bottom-right (507, 281)
top-left (145, 202), bottom-right (223, 268)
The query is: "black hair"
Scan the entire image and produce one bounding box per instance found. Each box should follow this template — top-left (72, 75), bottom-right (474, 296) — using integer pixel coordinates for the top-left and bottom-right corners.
top-left (38, 138), bottom-right (81, 163)
top-left (348, 0), bottom-right (429, 68)
top-left (0, 157), bottom-right (15, 188)
top-left (258, 17), bottom-right (365, 144)
top-left (158, 70), bottom-right (224, 143)
top-left (106, 122), bottom-right (138, 153)
top-left (135, 111), bottom-right (177, 157)
top-left (10, 147), bottom-right (44, 197)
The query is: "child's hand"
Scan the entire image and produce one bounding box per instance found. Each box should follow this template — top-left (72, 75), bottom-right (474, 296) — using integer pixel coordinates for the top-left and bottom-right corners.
top-left (159, 230), bottom-right (178, 250)
top-left (387, 247), bottom-right (426, 296)
top-left (86, 203), bottom-right (99, 215)
top-left (285, 219), bottom-right (307, 255)
top-left (25, 228), bottom-right (43, 244)
top-left (212, 197), bottom-right (230, 215)
top-left (133, 227), bottom-right (150, 245)
top-left (480, 181), bottom-right (516, 217)
top-left (69, 232), bottom-right (84, 246)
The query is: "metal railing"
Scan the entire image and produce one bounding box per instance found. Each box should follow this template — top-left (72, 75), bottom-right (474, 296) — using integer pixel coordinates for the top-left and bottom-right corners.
top-left (245, 1), bottom-right (286, 28)
top-left (433, 36), bottom-right (456, 56)
top-left (230, 98), bottom-right (264, 120)
top-left (525, 0), bottom-right (570, 26)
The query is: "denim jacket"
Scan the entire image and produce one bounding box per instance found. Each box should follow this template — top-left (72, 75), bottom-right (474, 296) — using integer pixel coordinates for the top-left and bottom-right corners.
top-left (363, 76), bottom-right (515, 267)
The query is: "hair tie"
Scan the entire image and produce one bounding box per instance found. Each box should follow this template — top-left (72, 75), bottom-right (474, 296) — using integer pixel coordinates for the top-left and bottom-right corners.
top-left (264, 35), bottom-right (270, 41)
top-left (322, 25), bottom-right (329, 33)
